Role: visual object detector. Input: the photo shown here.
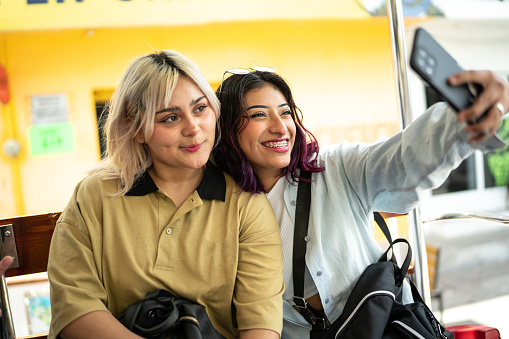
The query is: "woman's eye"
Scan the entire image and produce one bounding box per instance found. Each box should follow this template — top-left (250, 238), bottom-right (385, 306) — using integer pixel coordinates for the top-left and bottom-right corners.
top-left (195, 104), bottom-right (207, 113)
top-left (161, 115), bottom-right (178, 123)
top-left (282, 110), bottom-right (292, 116)
top-left (249, 112), bottom-right (266, 119)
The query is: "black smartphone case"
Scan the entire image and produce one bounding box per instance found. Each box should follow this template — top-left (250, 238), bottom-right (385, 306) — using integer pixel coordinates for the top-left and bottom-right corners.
top-left (410, 27), bottom-right (476, 113)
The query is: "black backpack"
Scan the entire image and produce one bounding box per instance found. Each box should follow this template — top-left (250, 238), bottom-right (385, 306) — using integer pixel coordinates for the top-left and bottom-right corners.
top-left (323, 238), bottom-right (453, 339)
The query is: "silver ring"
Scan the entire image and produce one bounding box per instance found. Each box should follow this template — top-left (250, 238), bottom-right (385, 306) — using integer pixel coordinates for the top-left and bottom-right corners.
top-left (495, 102), bottom-right (505, 115)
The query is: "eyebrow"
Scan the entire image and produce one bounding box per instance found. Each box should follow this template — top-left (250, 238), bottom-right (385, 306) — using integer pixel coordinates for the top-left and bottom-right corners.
top-left (156, 96), bottom-right (207, 114)
top-left (246, 103), bottom-right (289, 111)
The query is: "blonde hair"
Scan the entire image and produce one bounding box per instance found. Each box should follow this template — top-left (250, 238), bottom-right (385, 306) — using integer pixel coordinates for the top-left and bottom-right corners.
top-left (100, 49), bottom-right (220, 196)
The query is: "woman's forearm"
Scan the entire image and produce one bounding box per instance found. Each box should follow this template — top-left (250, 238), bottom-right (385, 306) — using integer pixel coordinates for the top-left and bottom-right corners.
top-left (240, 329), bottom-right (280, 339)
top-left (60, 310), bottom-right (142, 339)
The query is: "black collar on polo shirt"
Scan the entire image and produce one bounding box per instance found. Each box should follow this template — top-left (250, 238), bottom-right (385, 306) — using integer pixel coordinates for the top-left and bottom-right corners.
top-left (126, 161), bottom-right (226, 202)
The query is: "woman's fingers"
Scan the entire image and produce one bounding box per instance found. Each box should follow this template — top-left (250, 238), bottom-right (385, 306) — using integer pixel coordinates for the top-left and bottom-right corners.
top-left (0, 256), bottom-right (13, 274)
top-left (449, 70), bottom-right (509, 142)
top-left (465, 104), bottom-right (503, 143)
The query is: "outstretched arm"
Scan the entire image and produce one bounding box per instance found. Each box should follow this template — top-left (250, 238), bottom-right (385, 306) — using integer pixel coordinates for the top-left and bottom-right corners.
top-left (330, 71), bottom-right (508, 214)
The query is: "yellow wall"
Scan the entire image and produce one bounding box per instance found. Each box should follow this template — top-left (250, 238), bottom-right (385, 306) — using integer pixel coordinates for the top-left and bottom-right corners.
top-left (0, 18), bottom-right (404, 217)
top-left (0, 0), bottom-right (370, 31)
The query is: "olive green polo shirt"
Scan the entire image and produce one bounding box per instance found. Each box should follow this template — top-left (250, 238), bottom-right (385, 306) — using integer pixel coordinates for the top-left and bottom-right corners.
top-left (48, 162), bottom-right (284, 339)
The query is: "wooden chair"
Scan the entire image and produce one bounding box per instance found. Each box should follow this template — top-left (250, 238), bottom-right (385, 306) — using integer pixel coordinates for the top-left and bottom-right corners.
top-left (425, 244), bottom-right (444, 320)
top-left (0, 212), bottom-right (61, 339)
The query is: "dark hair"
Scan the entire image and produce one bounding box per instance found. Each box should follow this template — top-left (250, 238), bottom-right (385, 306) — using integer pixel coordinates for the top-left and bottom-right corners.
top-left (213, 70), bottom-right (324, 194)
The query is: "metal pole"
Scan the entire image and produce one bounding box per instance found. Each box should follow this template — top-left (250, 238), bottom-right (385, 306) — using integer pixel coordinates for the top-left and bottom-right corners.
top-left (385, 0), bottom-right (432, 306)
top-left (0, 275), bottom-right (15, 339)
top-left (386, 0), bottom-right (412, 128)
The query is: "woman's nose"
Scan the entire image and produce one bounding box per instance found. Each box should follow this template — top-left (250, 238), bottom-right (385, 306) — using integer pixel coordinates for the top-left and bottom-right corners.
top-left (182, 117), bottom-right (200, 136)
top-left (269, 115), bottom-right (288, 135)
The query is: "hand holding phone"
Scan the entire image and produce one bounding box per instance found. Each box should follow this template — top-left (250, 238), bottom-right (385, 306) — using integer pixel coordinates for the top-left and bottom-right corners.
top-left (410, 28), bottom-right (481, 114)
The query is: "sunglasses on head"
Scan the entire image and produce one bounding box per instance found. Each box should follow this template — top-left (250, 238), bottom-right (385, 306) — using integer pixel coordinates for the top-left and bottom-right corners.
top-left (218, 66), bottom-right (276, 92)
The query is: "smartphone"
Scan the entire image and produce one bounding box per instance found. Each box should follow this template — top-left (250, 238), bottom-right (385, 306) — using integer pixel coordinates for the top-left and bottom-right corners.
top-left (410, 27), bottom-right (479, 113)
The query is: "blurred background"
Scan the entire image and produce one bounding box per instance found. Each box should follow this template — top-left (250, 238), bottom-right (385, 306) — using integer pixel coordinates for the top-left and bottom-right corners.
top-left (1, 0), bottom-right (508, 337)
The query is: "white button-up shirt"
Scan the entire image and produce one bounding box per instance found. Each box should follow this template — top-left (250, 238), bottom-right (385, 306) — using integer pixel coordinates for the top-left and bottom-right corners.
top-left (266, 103), bottom-right (505, 338)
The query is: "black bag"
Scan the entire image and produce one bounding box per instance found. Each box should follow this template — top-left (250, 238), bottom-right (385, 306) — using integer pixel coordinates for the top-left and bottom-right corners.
top-left (293, 172), bottom-right (453, 339)
top-left (117, 289), bottom-right (226, 339)
top-left (323, 238), bottom-right (453, 339)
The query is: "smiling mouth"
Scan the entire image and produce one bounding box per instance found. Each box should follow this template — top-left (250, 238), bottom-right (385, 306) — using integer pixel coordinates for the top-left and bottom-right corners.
top-left (262, 140), bottom-right (289, 148)
top-left (181, 141), bottom-right (204, 152)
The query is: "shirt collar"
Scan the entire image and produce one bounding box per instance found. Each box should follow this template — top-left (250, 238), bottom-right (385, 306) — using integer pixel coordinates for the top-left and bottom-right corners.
top-left (126, 161), bottom-right (226, 202)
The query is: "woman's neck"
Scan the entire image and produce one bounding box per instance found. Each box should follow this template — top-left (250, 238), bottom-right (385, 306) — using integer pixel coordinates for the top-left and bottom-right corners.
top-left (258, 170), bottom-right (285, 193)
top-left (149, 165), bottom-right (205, 208)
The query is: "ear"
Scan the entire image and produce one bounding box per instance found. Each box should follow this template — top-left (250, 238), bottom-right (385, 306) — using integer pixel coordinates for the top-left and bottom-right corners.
top-left (134, 131), bottom-right (145, 144)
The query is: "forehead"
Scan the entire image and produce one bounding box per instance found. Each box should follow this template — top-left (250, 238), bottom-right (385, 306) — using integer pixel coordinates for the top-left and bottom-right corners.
top-left (244, 84), bottom-right (286, 104)
top-left (161, 76), bottom-right (204, 105)
top-left (172, 76), bottom-right (201, 95)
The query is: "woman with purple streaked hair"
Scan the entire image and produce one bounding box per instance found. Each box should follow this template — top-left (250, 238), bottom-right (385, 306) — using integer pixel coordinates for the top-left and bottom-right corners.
top-left (212, 68), bottom-right (509, 339)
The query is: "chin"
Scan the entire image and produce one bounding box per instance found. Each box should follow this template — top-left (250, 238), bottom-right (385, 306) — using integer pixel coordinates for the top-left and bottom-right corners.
top-left (196, 159), bottom-right (209, 169)
top-left (274, 160), bottom-right (291, 170)
top-left (184, 157), bottom-right (209, 170)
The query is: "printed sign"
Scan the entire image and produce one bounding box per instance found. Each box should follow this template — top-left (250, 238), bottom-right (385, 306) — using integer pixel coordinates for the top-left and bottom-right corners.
top-left (29, 122), bottom-right (75, 156)
top-left (30, 94), bottom-right (69, 125)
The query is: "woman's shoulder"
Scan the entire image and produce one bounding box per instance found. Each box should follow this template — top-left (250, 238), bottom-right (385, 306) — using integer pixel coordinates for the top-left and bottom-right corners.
top-left (60, 170), bottom-right (122, 224)
top-left (316, 139), bottom-right (378, 161)
top-left (222, 171), bottom-right (247, 195)
top-left (316, 142), bottom-right (351, 162)
top-left (79, 169), bottom-right (102, 184)
top-left (74, 169), bottom-right (119, 197)
top-left (222, 171), bottom-right (269, 203)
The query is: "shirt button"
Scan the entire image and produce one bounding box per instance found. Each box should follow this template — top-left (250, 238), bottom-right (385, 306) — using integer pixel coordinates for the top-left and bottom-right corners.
top-left (291, 200), bottom-right (297, 206)
top-left (325, 298), bottom-right (329, 304)
top-left (190, 197), bottom-right (194, 203)
top-left (166, 228), bottom-right (172, 235)
top-left (316, 271), bottom-right (323, 276)
top-left (304, 236), bottom-right (310, 242)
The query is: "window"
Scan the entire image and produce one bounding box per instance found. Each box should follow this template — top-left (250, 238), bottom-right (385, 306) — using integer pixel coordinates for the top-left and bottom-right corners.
top-left (93, 89), bottom-right (114, 159)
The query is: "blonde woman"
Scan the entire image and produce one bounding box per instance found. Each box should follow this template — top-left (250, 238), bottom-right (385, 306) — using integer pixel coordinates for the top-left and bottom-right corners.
top-left (47, 50), bottom-right (284, 339)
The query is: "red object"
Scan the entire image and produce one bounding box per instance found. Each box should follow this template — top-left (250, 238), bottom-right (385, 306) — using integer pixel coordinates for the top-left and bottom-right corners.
top-left (0, 63), bottom-right (9, 104)
top-left (446, 324), bottom-right (501, 339)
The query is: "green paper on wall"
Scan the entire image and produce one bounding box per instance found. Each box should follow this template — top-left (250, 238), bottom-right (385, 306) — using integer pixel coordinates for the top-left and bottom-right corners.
top-left (29, 122), bottom-right (75, 156)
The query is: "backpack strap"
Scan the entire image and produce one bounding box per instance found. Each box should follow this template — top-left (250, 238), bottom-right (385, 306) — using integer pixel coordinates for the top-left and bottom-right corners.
top-left (379, 238), bottom-right (412, 283)
top-left (374, 212), bottom-right (399, 264)
top-left (292, 170), bottom-right (399, 324)
top-left (293, 170), bottom-right (313, 325)
top-left (374, 211), bottom-right (393, 245)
